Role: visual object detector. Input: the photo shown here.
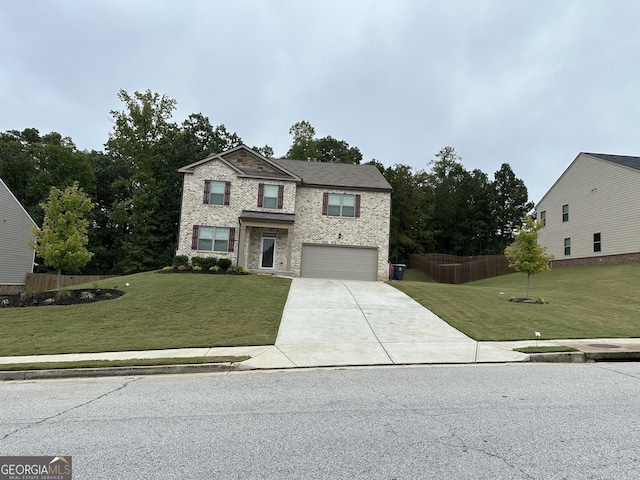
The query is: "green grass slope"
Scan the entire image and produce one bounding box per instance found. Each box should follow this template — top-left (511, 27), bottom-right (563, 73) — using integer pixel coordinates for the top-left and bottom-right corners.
top-left (0, 272), bottom-right (291, 356)
top-left (392, 264), bottom-right (640, 341)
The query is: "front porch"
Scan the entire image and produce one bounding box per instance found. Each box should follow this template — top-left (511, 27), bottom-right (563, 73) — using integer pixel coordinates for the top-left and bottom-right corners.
top-left (237, 210), bottom-right (295, 276)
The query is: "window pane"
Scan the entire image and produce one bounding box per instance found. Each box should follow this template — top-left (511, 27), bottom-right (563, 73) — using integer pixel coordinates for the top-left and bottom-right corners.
top-left (342, 206), bottom-right (355, 217)
top-left (198, 227), bottom-right (214, 251)
top-left (264, 185), bottom-right (279, 197)
top-left (215, 227), bottom-right (229, 240)
top-left (327, 205), bottom-right (341, 216)
top-left (210, 181), bottom-right (225, 205)
top-left (594, 233), bottom-right (601, 242)
top-left (342, 195), bottom-right (355, 207)
top-left (214, 239), bottom-right (228, 251)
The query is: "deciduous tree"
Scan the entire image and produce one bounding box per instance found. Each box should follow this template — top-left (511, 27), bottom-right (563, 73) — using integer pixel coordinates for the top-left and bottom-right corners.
top-left (31, 182), bottom-right (94, 289)
top-left (504, 215), bottom-right (553, 299)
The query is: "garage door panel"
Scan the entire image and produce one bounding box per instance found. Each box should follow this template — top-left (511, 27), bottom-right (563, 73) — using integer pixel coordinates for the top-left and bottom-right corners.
top-left (301, 245), bottom-right (377, 281)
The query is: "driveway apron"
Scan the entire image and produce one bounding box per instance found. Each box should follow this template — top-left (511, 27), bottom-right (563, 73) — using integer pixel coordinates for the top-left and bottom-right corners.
top-left (271, 278), bottom-right (481, 367)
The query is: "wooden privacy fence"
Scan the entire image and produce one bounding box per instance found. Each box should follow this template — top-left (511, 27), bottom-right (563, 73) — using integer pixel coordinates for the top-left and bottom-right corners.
top-left (408, 253), bottom-right (515, 284)
top-left (25, 273), bottom-right (117, 292)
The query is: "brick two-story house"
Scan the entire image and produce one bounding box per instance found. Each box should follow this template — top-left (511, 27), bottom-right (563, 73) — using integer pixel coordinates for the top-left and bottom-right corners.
top-left (176, 145), bottom-right (392, 280)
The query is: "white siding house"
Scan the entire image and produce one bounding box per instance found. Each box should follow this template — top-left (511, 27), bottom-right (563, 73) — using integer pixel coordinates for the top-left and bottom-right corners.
top-left (536, 152), bottom-right (640, 265)
top-left (176, 145), bottom-right (393, 280)
top-left (0, 178), bottom-right (37, 289)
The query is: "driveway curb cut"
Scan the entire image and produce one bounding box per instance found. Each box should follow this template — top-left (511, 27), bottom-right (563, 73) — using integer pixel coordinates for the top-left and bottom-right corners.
top-left (0, 362), bottom-right (241, 381)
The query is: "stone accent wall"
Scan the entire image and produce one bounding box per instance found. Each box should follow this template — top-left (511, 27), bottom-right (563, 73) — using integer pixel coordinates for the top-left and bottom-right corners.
top-left (0, 285), bottom-right (24, 295)
top-left (176, 160), bottom-right (296, 261)
top-left (291, 187), bottom-right (391, 280)
top-left (550, 252), bottom-right (640, 268)
top-left (222, 150), bottom-right (283, 177)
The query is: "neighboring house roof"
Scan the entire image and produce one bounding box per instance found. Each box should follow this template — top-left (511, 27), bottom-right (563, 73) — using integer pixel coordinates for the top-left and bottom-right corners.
top-left (536, 152), bottom-right (640, 206)
top-left (272, 159), bottom-right (392, 192)
top-left (0, 178), bottom-right (37, 227)
top-left (178, 144), bottom-right (393, 192)
top-left (583, 152), bottom-right (640, 172)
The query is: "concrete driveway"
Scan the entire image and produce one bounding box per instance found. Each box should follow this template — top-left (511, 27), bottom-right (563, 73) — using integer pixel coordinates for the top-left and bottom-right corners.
top-left (242, 278), bottom-right (526, 368)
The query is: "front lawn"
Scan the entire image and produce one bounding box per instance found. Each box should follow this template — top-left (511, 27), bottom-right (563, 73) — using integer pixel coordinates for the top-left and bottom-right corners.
top-left (392, 264), bottom-right (640, 341)
top-left (0, 272), bottom-right (291, 356)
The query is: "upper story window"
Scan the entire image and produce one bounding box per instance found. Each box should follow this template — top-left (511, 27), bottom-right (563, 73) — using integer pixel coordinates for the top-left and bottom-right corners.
top-left (323, 193), bottom-right (361, 218)
top-left (258, 183), bottom-right (284, 209)
top-left (203, 180), bottom-right (230, 206)
top-left (593, 233), bottom-right (602, 252)
top-left (540, 211), bottom-right (546, 226)
top-left (562, 204), bottom-right (569, 222)
top-left (191, 225), bottom-right (235, 252)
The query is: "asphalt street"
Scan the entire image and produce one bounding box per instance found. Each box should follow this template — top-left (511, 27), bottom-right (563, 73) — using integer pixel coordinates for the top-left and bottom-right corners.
top-left (2, 363), bottom-right (640, 479)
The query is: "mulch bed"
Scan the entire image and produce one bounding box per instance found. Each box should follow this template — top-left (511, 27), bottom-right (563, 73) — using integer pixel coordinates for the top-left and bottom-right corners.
top-left (0, 289), bottom-right (125, 308)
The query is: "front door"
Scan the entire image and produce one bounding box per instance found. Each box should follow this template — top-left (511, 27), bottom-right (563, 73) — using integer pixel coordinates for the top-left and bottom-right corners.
top-left (260, 235), bottom-right (276, 269)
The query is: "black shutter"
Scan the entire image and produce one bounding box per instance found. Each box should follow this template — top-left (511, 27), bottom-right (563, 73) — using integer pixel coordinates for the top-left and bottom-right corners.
top-left (322, 192), bottom-right (328, 215)
top-left (355, 195), bottom-right (361, 218)
top-left (257, 183), bottom-right (264, 208)
top-left (228, 227), bottom-right (236, 252)
top-left (224, 181), bottom-right (231, 206)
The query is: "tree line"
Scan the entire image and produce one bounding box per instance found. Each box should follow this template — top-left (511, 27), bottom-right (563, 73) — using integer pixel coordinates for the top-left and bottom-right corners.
top-left (0, 89), bottom-right (533, 276)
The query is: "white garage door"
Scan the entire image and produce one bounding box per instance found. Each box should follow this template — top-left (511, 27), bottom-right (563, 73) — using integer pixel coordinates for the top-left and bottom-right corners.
top-left (301, 245), bottom-right (378, 281)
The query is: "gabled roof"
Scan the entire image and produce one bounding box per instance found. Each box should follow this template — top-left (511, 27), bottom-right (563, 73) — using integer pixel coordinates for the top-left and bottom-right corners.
top-left (536, 152), bottom-right (640, 206)
top-left (179, 145), bottom-right (393, 192)
top-left (583, 152), bottom-right (640, 172)
top-left (178, 145), bottom-right (300, 181)
top-left (272, 159), bottom-right (392, 192)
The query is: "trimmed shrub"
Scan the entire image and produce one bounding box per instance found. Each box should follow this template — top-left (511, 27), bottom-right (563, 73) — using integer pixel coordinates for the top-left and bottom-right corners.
top-left (173, 255), bottom-right (189, 267)
top-left (218, 258), bottom-right (232, 271)
top-left (202, 257), bottom-right (218, 270)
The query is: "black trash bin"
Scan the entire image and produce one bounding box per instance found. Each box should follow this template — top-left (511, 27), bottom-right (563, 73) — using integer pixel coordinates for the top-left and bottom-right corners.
top-left (393, 264), bottom-right (406, 280)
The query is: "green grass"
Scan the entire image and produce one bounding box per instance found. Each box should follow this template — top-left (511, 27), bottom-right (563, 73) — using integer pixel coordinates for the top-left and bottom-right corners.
top-left (400, 268), bottom-right (435, 282)
top-left (392, 264), bottom-right (640, 341)
top-left (0, 356), bottom-right (250, 371)
top-left (0, 272), bottom-right (291, 356)
top-left (514, 346), bottom-right (579, 354)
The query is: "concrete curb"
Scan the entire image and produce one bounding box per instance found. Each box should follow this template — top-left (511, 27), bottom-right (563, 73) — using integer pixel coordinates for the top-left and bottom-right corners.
top-left (528, 351), bottom-right (640, 363)
top-left (0, 362), bottom-right (241, 381)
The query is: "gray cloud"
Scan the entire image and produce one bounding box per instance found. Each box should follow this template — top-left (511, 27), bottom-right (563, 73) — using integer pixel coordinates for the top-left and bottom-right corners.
top-left (2, 0), bottom-right (639, 203)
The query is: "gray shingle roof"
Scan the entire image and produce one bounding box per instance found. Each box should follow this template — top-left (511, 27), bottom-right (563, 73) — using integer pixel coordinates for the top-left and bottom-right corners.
top-left (272, 159), bottom-right (392, 191)
top-left (585, 153), bottom-right (640, 171)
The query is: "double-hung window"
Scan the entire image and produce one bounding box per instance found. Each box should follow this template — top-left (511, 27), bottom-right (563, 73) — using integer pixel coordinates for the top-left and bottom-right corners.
top-left (258, 184), bottom-right (284, 209)
top-left (203, 180), bottom-right (230, 206)
top-left (540, 211), bottom-right (546, 226)
top-left (562, 204), bottom-right (569, 222)
top-left (191, 225), bottom-right (235, 252)
top-left (323, 193), bottom-right (361, 217)
top-left (564, 238), bottom-right (571, 256)
top-left (594, 233), bottom-right (602, 252)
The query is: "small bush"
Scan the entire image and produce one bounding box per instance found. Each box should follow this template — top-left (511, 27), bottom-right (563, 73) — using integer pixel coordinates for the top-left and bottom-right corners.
top-left (209, 265), bottom-right (220, 272)
top-left (202, 257), bottom-right (218, 270)
top-left (193, 265), bottom-right (203, 271)
top-left (177, 264), bottom-right (191, 271)
top-left (218, 258), bottom-right (232, 271)
top-left (80, 291), bottom-right (95, 300)
top-left (191, 256), bottom-right (206, 268)
top-left (161, 266), bottom-right (173, 272)
top-left (173, 255), bottom-right (189, 267)
top-left (55, 289), bottom-right (72, 301)
top-left (20, 289), bottom-right (37, 302)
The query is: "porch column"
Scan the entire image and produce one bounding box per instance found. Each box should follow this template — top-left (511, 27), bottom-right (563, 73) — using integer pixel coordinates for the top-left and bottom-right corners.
top-left (286, 225), bottom-right (293, 272)
top-left (237, 221), bottom-right (247, 267)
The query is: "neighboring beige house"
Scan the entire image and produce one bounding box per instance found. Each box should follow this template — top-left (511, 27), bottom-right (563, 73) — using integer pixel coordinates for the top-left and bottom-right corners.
top-left (176, 145), bottom-right (392, 280)
top-left (0, 178), bottom-right (37, 292)
top-left (536, 152), bottom-right (640, 266)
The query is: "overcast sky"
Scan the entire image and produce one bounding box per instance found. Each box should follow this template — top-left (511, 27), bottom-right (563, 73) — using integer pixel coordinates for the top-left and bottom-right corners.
top-left (2, 0), bottom-right (639, 203)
